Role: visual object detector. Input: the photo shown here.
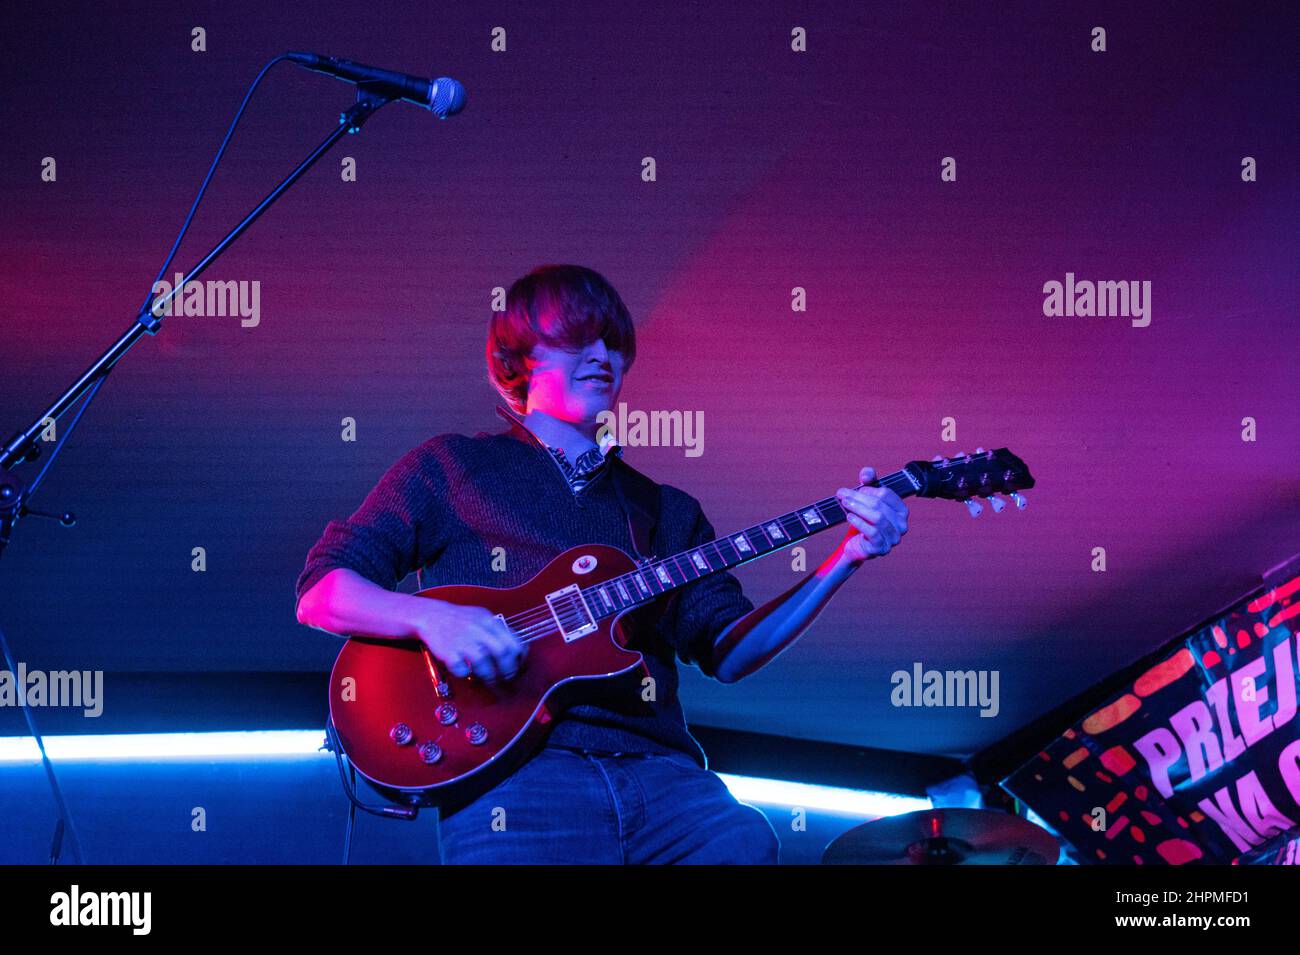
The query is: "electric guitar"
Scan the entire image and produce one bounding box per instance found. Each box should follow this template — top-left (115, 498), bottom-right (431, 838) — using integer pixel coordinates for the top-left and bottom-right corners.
top-left (329, 448), bottom-right (1035, 809)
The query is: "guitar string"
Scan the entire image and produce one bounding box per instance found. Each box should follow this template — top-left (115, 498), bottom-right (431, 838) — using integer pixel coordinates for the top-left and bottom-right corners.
top-left (429, 458), bottom-right (1018, 658)
top-left (486, 484), bottom-right (891, 645)
top-left (500, 490), bottom-right (858, 635)
top-left (490, 474), bottom-right (939, 643)
top-left (487, 463), bottom-right (993, 643)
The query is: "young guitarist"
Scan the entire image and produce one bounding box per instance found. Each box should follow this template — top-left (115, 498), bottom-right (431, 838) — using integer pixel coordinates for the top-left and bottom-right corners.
top-left (294, 264), bottom-right (911, 864)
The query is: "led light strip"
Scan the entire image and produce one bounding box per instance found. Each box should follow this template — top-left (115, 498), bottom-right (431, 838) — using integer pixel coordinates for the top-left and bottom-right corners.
top-left (717, 774), bottom-right (931, 817)
top-left (0, 731), bottom-right (931, 818)
top-left (0, 730), bottom-right (325, 761)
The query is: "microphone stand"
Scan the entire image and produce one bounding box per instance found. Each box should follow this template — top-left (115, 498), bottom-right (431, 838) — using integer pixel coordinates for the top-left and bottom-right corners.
top-left (0, 85), bottom-right (399, 864)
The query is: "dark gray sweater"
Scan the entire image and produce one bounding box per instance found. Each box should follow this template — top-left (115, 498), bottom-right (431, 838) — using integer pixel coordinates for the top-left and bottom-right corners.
top-left (295, 407), bottom-right (755, 767)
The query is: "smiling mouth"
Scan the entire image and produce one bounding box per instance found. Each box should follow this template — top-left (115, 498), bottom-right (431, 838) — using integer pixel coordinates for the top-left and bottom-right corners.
top-left (577, 375), bottom-right (614, 384)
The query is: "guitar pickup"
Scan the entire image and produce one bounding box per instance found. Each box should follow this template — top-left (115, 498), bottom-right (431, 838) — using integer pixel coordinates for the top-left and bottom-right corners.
top-left (545, 583), bottom-right (598, 642)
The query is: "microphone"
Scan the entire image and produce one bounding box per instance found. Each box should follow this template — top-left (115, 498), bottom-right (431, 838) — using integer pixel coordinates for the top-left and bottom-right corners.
top-left (287, 52), bottom-right (466, 118)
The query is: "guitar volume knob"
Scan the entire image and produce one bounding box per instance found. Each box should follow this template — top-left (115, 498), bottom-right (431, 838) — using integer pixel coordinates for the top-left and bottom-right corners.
top-left (435, 702), bottom-right (459, 725)
top-left (390, 722), bottom-right (414, 746)
top-left (465, 723), bottom-right (489, 745)
top-left (417, 741), bottom-right (443, 764)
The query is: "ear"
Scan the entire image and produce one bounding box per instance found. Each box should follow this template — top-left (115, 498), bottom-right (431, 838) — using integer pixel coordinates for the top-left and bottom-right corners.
top-left (500, 350), bottom-right (530, 381)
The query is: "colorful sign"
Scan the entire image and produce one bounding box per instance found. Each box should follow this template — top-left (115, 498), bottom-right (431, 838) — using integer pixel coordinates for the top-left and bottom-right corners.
top-left (1003, 570), bottom-right (1300, 864)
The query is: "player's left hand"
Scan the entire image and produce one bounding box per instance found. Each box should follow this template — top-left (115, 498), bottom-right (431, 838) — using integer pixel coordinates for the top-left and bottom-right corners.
top-left (836, 467), bottom-right (910, 565)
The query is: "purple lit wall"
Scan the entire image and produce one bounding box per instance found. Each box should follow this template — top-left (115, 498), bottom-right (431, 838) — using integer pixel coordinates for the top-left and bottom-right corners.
top-left (2, 1), bottom-right (1297, 757)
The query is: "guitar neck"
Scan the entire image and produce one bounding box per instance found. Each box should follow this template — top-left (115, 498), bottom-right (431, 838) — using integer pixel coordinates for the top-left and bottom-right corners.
top-left (579, 466), bottom-right (921, 620)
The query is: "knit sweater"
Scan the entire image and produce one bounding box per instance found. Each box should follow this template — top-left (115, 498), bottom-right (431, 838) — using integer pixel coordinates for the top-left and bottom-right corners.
top-left (295, 406), bottom-right (755, 768)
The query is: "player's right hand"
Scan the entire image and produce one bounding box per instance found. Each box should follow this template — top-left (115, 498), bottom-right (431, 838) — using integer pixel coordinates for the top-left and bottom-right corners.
top-left (415, 601), bottom-right (528, 684)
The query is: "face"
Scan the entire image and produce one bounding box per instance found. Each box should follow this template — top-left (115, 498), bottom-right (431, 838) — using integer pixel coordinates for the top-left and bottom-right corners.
top-left (524, 335), bottom-right (625, 423)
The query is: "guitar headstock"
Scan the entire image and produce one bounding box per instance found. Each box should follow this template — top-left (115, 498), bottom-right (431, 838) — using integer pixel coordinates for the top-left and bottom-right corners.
top-left (902, 448), bottom-right (1035, 517)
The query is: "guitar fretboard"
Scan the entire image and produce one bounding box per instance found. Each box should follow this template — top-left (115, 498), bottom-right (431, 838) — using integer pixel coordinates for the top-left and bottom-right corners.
top-left (578, 468), bottom-right (919, 620)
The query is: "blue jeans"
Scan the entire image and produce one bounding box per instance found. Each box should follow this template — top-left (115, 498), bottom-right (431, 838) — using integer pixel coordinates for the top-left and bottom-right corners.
top-left (437, 746), bottom-right (781, 864)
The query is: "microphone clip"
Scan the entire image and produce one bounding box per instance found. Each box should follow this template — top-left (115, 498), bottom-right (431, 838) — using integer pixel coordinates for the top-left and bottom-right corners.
top-left (340, 85), bottom-right (393, 134)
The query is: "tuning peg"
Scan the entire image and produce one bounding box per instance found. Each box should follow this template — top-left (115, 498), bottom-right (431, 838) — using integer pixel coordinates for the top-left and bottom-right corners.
top-left (988, 494), bottom-right (1006, 513)
top-left (1010, 492), bottom-right (1028, 509)
top-left (964, 499), bottom-right (983, 518)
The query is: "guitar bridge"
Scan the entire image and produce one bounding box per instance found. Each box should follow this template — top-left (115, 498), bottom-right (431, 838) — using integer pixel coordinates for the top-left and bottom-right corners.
top-left (545, 583), bottom-right (598, 642)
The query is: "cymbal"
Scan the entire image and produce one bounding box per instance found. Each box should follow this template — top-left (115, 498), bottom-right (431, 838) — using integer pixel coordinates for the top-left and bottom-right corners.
top-left (822, 808), bottom-right (1059, 865)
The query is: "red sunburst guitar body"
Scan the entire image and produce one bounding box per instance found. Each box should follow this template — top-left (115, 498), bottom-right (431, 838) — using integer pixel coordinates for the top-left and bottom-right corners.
top-left (329, 543), bottom-right (650, 811)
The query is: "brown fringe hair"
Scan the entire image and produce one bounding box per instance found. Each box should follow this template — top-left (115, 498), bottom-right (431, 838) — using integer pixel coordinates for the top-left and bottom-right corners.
top-left (486, 265), bottom-right (637, 413)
